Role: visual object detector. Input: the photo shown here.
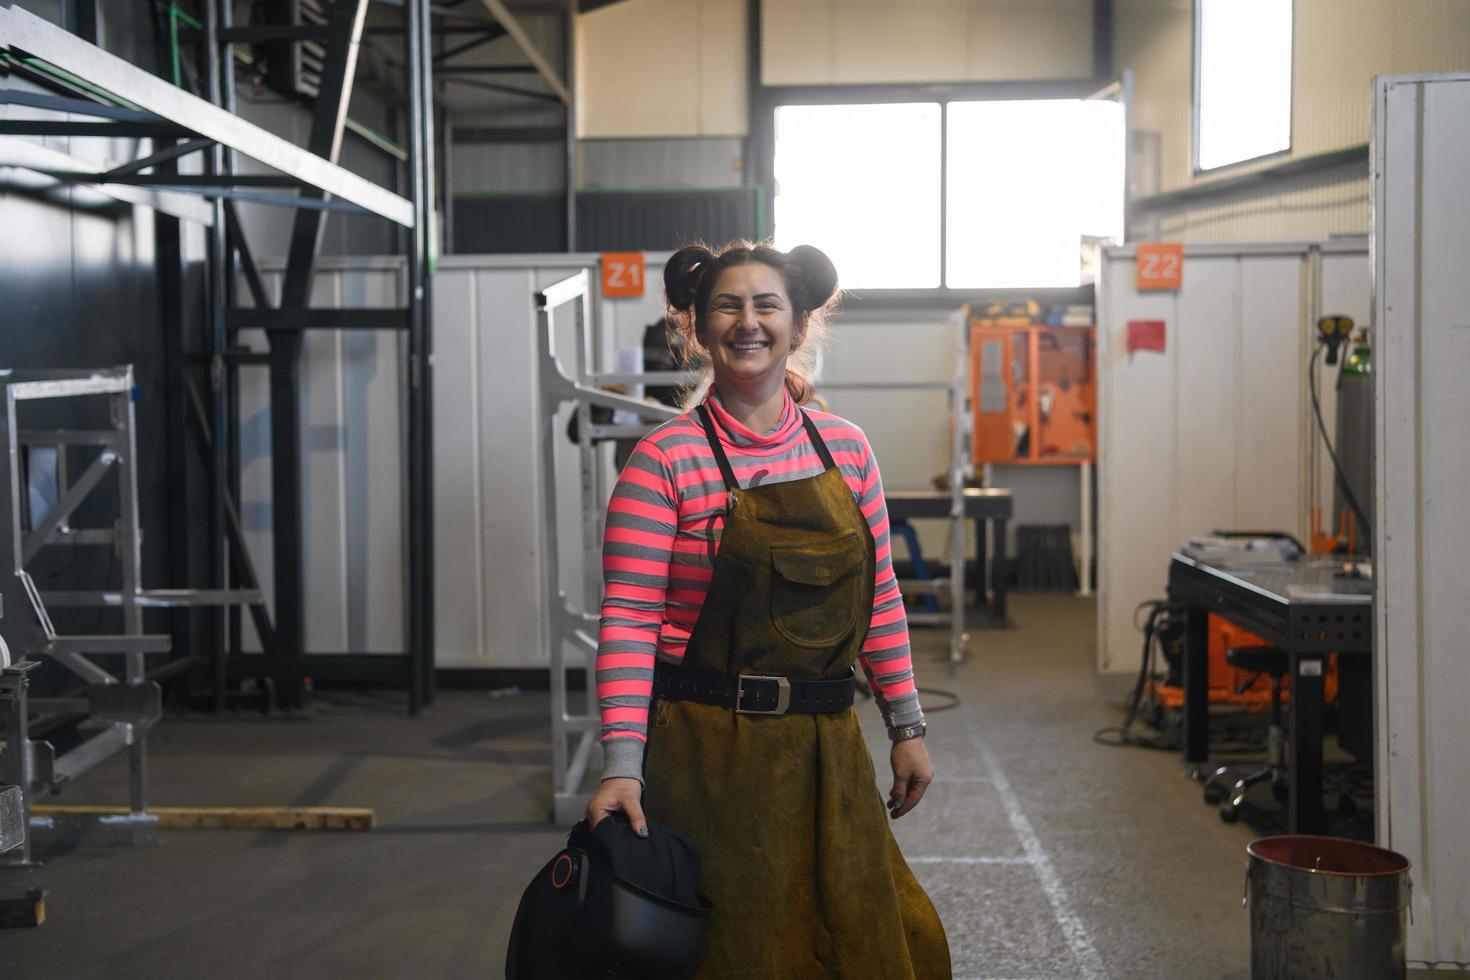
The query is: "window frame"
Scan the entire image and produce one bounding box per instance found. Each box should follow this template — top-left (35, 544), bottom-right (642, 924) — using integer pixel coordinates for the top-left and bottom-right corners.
top-left (758, 80), bottom-right (1111, 296)
top-left (1192, 0), bottom-right (1295, 175)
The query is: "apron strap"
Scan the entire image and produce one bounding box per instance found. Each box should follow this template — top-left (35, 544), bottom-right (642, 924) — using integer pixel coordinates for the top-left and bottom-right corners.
top-left (696, 403), bottom-right (741, 492)
top-left (695, 401), bottom-right (839, 494)
top-left (799, 409), bottom-right (839, 472)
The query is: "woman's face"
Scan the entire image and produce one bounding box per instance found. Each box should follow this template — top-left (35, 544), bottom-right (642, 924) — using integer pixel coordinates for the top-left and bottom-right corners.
top-left (699, 262), bottom-right (803, 391)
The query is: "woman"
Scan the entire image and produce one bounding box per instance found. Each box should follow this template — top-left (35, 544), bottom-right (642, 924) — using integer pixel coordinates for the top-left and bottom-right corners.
top-left (586, 241), bottom-right (951, 978)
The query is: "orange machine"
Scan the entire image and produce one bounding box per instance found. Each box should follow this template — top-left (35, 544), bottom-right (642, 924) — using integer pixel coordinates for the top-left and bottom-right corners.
top-left (970, 318), bottom-right (1096, 465)
top-left (1149, 614), bottom-right (1339, 710)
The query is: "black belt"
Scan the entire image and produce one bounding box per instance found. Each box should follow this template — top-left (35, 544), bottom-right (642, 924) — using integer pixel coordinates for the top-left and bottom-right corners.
top-left (653, 663), bottom-right (856, 716)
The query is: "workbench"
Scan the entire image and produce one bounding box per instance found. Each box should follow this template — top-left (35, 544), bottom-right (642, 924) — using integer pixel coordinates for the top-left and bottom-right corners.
top-left (886, 488), bottom-right (1012, 628)
top-left (1167, 552), bottom-right (1373, 833)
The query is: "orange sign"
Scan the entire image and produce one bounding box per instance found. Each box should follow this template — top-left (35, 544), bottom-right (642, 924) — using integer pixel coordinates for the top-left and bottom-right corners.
top-left (600, 252), bottom-right (645, 298)
top-left (1136, 242), bottom-right (1183, 291)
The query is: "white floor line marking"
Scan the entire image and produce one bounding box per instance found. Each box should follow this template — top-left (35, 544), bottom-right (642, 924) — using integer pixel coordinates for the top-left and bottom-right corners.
top-left (976, 736), bottom-right (1107, 980)
top-left (907, 856), bottom-right (1032, 865)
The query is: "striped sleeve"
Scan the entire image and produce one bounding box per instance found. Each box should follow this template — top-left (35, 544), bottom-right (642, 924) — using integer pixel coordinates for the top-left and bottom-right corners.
top-left (848, 430), bottom-right (925, 729)
top-left (595, 437), bottom-right (678, 783)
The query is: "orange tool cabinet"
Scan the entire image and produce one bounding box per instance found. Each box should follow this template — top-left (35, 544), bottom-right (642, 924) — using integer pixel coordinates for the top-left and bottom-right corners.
top-left (970, 318), bottom-right (1096, 466)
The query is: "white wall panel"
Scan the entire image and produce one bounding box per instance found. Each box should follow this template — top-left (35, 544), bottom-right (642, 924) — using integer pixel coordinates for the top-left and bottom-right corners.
top-left (1233, 256), bottom-right (1306, 531)
top-left (576, 0), bottom-right (747, 138)
top-left (1373, 73), bottom-right (1470, 969)
top-left (1096, 241), bottom-right (1367, 674)
top-left (240, 260), bottom-right (406, 655)
top-left (763, 0), bottom-right (1093, 86)
top-left (1097, 262), bottom-right (1177, 673)
top-left (1171, 261), bottom-right (1238, 534)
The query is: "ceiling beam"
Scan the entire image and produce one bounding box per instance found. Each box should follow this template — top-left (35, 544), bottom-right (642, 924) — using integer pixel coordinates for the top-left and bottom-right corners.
top-left (475, 0), bottom-right (570, 103)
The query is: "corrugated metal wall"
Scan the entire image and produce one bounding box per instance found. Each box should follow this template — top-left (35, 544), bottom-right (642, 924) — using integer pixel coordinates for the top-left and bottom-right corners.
top-left (452, 189), bottom-right (760, 253)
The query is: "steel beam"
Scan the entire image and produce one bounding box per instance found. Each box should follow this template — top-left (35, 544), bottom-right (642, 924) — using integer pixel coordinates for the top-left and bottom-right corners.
top-left (432, 25), bottom-right (507, 62)
top-left (264, 0), bottom-right (371, 709)
top-left (97, 138), bottom-right (212, 180)
top-left (223, 201), bottom-right (268, 309)
top-left (0, 120), bottom-right (184, 138)
top-left (0, 4), bottom-right (414, 226)
top-left (406, 0), bottom-right (438, 710)
top-left (476, 0), bottom-right (570, 103)
top-left (0, 136), bottom-right (216, 225)
top-left (227, 308), bottom-right (410, 330)
top-left (21, 451), bottom-right (115, 565)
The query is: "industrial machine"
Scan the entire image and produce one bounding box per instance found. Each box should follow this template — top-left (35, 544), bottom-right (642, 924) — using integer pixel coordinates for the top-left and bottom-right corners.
top-left (969, 309), bottom-right (1096, 466)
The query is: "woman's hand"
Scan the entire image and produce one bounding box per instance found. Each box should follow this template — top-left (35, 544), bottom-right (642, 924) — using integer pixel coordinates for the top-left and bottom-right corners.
top-left (586, 777), bottom-right (649, 837)
top-left (886, 738), bottom-right (934, 819)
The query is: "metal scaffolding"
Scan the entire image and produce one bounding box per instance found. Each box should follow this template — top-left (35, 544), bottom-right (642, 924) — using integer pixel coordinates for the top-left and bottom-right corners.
top-left (0, 0), bottom-right (443, 924)
top-left (1, 0), bottom-right (435, 711)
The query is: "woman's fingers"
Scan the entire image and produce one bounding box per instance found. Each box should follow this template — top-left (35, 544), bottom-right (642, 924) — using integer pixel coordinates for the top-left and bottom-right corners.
top-left (889, 772), bottom-right (930, 819)
top-left (888, 740), bottom-right (935, 819)
top-left (586, 778), bottom-right (650, 836)
top-left (622, 794), bottom-right (650, 838)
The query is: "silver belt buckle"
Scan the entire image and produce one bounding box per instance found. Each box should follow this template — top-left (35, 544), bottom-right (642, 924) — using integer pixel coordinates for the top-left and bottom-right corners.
top-left (736, 674), bottom-right (791, 715)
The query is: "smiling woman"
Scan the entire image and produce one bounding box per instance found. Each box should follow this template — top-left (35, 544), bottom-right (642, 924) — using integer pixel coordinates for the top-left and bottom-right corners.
top-left (581, 241), bottom-right (952, 978)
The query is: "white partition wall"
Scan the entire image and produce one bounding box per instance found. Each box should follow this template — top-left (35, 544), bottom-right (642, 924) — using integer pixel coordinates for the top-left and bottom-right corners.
top-left (1095, 240), bottom-right (1369, 674)
top-left (1373, 73), bottom-right (1470, 969)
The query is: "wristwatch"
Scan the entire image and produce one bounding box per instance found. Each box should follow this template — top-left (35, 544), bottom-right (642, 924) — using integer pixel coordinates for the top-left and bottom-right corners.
top-left (888, 720), bottom-right (927, 743)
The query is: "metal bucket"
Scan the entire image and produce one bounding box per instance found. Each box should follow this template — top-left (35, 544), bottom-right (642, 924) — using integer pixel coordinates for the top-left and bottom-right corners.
top-left (1245, 835), bottom-right (1412, 980)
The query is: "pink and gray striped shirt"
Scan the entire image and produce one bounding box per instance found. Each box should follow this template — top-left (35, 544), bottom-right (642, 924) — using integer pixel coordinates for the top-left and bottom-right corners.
top-left (597, 389), bottom-right (925, 782)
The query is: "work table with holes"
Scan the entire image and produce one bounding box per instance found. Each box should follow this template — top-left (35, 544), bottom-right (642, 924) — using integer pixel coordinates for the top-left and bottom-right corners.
top-left (1167, 552), bottom-right (1373, 834)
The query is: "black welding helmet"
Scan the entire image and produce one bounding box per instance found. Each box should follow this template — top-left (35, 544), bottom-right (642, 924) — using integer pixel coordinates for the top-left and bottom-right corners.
top-left (505, 812), bottom-right (714, 979)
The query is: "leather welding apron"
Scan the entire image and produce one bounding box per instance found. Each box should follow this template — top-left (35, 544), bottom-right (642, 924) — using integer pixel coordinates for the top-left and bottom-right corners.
top-left (642, 404), bottom-right (952, 980)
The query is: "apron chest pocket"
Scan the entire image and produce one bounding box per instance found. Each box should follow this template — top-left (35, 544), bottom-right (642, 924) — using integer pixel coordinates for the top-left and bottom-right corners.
top-left (768, 532), bottom-right (865, 648)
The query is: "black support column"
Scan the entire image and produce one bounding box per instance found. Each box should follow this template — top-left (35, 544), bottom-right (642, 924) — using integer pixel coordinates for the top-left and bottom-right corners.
top-left (270, 0), bottom-right (371, 708)
top-left (405, 0), bottom-right (436, 711)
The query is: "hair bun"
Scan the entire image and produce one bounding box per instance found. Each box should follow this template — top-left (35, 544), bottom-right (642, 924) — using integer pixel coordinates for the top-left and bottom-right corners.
top-left (663, 244), bottom-right (716, 311)
top-left (787, 245), bottom-right (839, 309)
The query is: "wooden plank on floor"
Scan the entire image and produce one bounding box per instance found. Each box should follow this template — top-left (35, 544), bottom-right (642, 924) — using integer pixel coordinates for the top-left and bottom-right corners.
top-left (0, 890), bottom-right (45, 928)
top-left (29, 805), bottom-right (375, 831)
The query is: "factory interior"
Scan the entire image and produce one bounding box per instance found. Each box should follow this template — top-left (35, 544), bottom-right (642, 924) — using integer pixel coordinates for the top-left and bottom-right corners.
top-left (1, 1), bottom-right (1468, 978)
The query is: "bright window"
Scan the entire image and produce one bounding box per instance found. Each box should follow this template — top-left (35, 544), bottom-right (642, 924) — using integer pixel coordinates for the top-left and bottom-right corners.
top-left (773, 103), bottom-right (942, 289)
top-left (946, 99), bottom-right (1124, 289)
top-left (1195, 0), bottom-right (1293, 171)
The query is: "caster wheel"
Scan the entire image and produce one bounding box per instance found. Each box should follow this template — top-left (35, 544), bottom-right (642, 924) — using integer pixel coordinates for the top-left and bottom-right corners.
top-left (1204, 784), bottom-right (1225, 805)
top-left (1271, 781), bottom-right (1289, 803)
top-left (1219, 805), bottom-right (1240, 824)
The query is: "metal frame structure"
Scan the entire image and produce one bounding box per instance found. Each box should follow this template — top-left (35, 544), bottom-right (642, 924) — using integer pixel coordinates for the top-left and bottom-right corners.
top-left (536, 271), bottom-right (680, 824)
top-left (0, 0), bottom-right (437, 711)
top-left (0, 368), bottom-right (263, 903)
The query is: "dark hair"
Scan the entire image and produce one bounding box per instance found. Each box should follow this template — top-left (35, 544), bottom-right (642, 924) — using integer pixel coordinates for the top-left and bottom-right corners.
top-left (662, 240), bottom-right (840, 405)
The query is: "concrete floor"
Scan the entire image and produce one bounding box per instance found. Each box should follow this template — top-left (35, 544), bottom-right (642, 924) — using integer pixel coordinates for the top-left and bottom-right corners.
top-left (3, 595), bottom-right (1455, 979)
